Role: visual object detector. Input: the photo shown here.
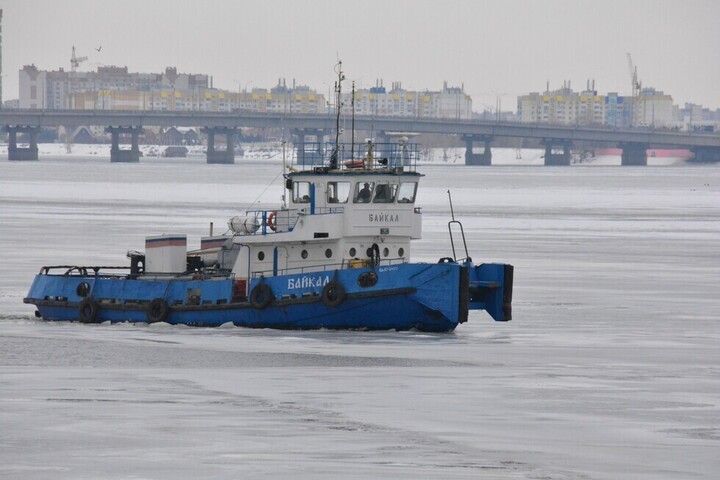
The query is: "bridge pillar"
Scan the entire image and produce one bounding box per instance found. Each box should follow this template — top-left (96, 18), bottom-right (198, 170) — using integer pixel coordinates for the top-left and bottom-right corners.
top-left (201, 127), bottom-right (237, 164)
top-left (291, 128), bottom-right (326, 166)
top-left (5, 125), bottom-right (40, 161)
top-left (690, 147), bottom-right (720, 163)
top-left (620, 143), bottom-right (648, 166)
top-left (106, 126), bottom-right (142, 162)
top-left (462, 135), bottom-right (493, 166)
top-left (541, 139), bottom-right (572, 166)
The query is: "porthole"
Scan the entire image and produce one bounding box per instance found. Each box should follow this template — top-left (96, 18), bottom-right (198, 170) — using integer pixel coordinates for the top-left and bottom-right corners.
top-left (349, 247), bottom-right (357, 257)
top-left (383, 247), bottom-right (389, 257)
top-left (301, 249), bottom-right (308, 259)
top-left (366, 247), bottom-right (373, 258)
top-left (258, 251), bottom-right (265, 261)
top-left (325, 248), bottom-right (332, 259)
top-left (398, 247), bottom-right (405, 257)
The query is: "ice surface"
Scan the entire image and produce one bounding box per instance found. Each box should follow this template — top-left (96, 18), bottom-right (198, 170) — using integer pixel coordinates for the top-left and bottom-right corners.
top-left (1, 149), bottom-right (719, 479)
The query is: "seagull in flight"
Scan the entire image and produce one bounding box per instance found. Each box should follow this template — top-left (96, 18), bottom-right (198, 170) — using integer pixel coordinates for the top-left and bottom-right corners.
top-left (95, 46), bottom-right (102, 52)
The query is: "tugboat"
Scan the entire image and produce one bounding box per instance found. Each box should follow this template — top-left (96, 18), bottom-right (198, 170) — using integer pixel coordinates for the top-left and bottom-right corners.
top-left (23, 65), bottom-right (514, 332)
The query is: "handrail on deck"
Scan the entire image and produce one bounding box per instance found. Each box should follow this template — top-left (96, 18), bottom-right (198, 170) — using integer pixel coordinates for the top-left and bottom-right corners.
top-left (39, 265), bottom-right (130, 276)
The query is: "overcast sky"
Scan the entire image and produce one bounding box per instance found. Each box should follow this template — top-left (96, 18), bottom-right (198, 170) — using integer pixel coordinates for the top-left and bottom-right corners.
top-left (3, 0), bottom-right (719, 110)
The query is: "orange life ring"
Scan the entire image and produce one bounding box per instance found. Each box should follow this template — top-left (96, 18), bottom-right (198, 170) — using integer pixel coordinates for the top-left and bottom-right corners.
top-left (267, 211), bottom-right (277, 231)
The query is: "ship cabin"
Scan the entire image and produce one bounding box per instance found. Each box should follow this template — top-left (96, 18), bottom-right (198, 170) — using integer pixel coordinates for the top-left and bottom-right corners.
top-left (198, 142), bottom-right (424, 296)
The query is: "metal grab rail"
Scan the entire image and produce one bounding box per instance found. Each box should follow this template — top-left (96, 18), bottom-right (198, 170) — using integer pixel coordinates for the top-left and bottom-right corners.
top-left (39, 265), bottom-right (130, 276)
top-left (38, 265), bottom-right (233, 281)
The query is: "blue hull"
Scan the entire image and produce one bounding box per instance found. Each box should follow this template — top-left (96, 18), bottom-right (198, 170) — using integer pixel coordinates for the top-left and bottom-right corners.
top-left (24, 262), bottom-right (512, 332)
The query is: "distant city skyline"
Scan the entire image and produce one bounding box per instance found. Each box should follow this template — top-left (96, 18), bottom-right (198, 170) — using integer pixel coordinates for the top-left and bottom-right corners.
top-left (3, 0), bottom-right (720, 110)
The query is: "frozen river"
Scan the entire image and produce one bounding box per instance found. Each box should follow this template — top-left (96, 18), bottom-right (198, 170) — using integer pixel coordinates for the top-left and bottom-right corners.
top-left (1, 152), bottom-right (719, 479)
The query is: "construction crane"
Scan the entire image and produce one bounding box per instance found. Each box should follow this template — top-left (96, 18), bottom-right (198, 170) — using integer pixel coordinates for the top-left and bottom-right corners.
top-left (626, 53), bottom-right (642, 97)
top-left (70, 46), bottom-right (87, 72)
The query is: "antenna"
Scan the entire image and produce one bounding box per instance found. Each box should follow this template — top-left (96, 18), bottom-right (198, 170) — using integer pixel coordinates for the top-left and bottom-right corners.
top-left (329, 60), bottom-right (344, 169)
top-left (281, 140), bottom-right (287, 209)
top-left (351, 81), bottom-right (355, 160)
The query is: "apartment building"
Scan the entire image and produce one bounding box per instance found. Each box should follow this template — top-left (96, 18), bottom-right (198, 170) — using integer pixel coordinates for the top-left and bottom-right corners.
top-left (517, 82), bottom-right (674, 128)
top-left (340, 80), bottom-right (472, 120)
top-left (18, 63), bottom-right (469, 119)
top-left (517, 82), bottom-right (605, 126)
top-left (19, 64), bottom-right (209, 110)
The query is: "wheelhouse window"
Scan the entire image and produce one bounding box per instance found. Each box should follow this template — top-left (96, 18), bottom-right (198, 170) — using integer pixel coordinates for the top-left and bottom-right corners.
top-left (397, 182), bottom-right (418, 203)
top-left (372, 183), bottom-right (397, 203)
top-left (327, 181), bottom-right (350, 204)
top-left (293, 181), bottom-right (311, 203)
top-left (354, 182), bottom-right (374, 203)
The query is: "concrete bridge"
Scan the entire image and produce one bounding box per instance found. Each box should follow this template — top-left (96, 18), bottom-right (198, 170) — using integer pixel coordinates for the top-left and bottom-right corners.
top-left (2, 109), bottom-right (720, 165)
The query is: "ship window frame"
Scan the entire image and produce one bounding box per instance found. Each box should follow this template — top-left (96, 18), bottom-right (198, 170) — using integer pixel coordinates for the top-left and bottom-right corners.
top-left (327, 181), bottom-right (350, 204)
top-left (372, 183), bottom-right (398, 203)
top-left (293, 181), bottom-right (311, 203)
top-left (354, 181), bottom-right (375, 203)
top-left (397, 182), bottom-right (418, 204)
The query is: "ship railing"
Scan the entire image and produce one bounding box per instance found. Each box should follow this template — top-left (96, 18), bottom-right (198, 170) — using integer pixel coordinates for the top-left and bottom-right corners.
top-left (295, 142), bottom-right (420, 172)
top-left (244, 209), bottom-right (298, 234)
top-left (246, 207), bottom-right (344, 235)
top-left (136, 271), bottom-right (234, 281)
top-left (38, 265), bottom-right (131, 277)
top-left (38, 265), bottom-right (233, 280)
top-left (250, 256), bottom-right (408, 278)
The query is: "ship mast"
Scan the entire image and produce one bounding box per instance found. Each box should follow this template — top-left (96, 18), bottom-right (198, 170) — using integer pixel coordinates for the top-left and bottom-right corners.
top-left (351, 81), bottom-right (356, 160)
top-left (329, 60), bottom-right (344, 169)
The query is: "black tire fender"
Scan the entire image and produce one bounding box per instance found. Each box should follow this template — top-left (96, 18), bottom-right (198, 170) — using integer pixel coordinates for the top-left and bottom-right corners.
top-left (321, 281), bottom-right (346, 308)
top-left (78, 297), bottom-right (100, 324)
top-left (357, 271), bottom-right (378, 288)
top-left (250, 283), bottom-right (273, 310)
top-left (147, 298), bottom-right (170, 324)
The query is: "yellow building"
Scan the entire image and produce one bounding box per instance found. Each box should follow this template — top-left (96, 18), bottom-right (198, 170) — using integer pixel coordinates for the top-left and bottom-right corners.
top-left (518, 82), bottom-right (674, 128)
top-left (340, 80), bottom-right (472, 119)
top-left (518, 83), bottom-right (605, 126)
top-left (69, 82), bottom-right (327, 114)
